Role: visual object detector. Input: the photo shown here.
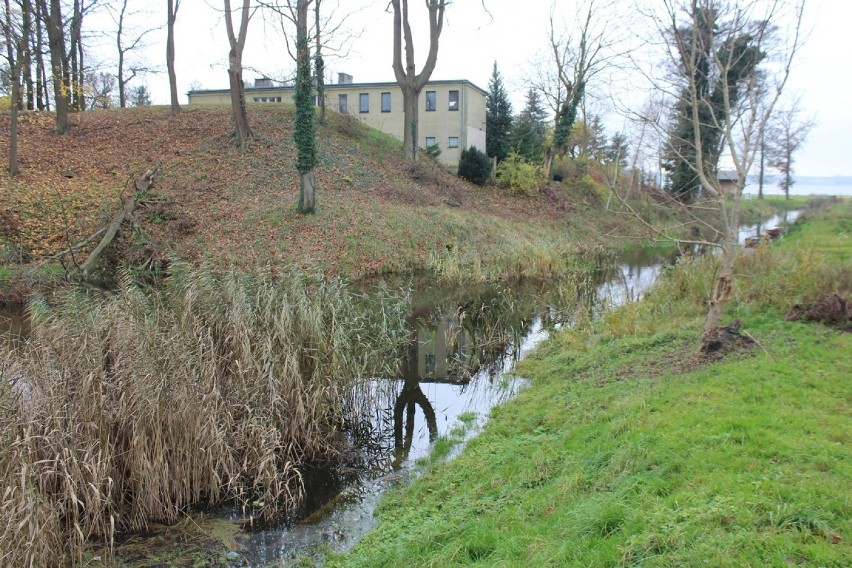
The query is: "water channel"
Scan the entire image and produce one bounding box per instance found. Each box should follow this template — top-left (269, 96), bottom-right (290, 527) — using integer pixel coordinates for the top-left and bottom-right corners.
top-left (0, 211), bottom-right (800, 566)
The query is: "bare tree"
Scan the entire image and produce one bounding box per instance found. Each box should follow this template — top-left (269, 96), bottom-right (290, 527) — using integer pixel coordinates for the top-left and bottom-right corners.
top-left (38, 0), bottom-right (69, 133)
top-left (767, 98), bottom-right (815, 200)
top-left (389, 0), bottom-right (446, 162)
top-left (530, 0), bottom-right (620, 178)
top-left (3, 0), bottom-right (28, 174)
top-left (107, 0), bottom-right (157, 108)
top-left (166, 0), bottom-right (180, 112)
top-left (641, 0), bottom-right (805, 347)
top-left (224, 0), bottom-right (253, 146)
top-left (261, 0), bottom-right (362, 124)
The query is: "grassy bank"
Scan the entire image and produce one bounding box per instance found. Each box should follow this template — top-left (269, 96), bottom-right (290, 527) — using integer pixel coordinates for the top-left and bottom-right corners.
top-left (332, 201), bottom-right (851, 566)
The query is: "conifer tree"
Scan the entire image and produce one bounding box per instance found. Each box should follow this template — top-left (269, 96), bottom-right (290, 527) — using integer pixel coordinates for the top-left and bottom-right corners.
top-left (486, 61), bottom-right (513, 163)
top-left (511, 89), bottom-right (548, 163)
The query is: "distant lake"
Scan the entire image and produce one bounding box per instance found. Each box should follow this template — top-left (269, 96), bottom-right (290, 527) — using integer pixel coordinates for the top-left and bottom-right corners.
top-left (743, 183), bottom-right (852, 197)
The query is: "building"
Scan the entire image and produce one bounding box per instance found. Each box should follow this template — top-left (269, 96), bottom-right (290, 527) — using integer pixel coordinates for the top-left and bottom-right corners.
top-left (187, 74), bottom-right (487, 167)
top-left (717, 169), bottom-right (739, 193)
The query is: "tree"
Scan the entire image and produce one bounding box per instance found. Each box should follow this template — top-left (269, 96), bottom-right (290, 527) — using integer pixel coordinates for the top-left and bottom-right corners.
top-left (645, 0), bottom-right (805, 347)
top-left (389, 0), bottom-right (446, 161)
top-left (38, 0), bottom-right (69, 133)
top-left (166, 0), bottom-right (180, 112)
top-left (86, 70), bottom-right (116, 109)
top-left (767, 99), bottom-right (814, 200)
top-left (224, 0), bottom-right (253, 146)
top-left (294, 0), bottom-right (317, 213)
top-left (109, 0), bottom-right (157, 108)
top-left (511, 88), bottom-right (548, 163)
top-left (261, 0), bottom-right (362, 125)
top-left (130, 82), bottom-right (150, 106)
top-left (531, 0), bottom-right (618, 178)
top-left (486, 61), bottom-right (513, 163)
top-left (661, 3), bottom-right (764, 203)
top-left (3, 0), bottom-right (28, 174)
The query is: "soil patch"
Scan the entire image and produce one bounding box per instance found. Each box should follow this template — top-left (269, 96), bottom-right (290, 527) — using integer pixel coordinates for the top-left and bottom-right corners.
top-left (785, 294), bottom-right (851, 331)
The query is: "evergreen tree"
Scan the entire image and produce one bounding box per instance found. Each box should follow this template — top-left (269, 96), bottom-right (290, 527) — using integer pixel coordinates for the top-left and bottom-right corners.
top-left (663, 6), bottom-right (764, 202)
top-left (130, 84), bottom-right (151, 107)
top-left (604, 132), bottom-right (629, 169)
top-left (511, 89), bottom-right (548, 163)
top-left (485, 61), bottom-right (513, 162)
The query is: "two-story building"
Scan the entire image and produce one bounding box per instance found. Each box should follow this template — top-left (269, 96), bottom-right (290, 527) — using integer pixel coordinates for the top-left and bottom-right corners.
top-left (187, 74), bottom-right (487, 167)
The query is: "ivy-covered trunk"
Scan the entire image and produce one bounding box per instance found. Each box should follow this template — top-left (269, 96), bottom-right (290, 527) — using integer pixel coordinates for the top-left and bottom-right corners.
top-left (295, 0), bottom-right (317, 213)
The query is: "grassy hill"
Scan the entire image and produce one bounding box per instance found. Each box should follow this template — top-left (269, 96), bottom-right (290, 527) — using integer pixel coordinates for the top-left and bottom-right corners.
top-left (1, 105), bottom-right (624, 282)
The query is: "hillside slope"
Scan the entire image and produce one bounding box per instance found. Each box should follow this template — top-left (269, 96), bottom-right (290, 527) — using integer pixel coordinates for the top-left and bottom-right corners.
top-left (1, 105), bottom-right (612, 280)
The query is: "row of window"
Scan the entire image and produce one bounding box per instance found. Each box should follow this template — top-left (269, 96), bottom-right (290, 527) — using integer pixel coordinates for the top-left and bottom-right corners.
top-left (253, 96), bottom-right (282, 103)
top-left (425, 136), bottom-right (459, 149)
top-left (338, 90), bottom-right (460, 114)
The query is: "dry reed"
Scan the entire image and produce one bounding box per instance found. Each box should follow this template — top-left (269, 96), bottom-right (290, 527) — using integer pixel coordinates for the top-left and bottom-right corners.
top-left (0, 262), bottom-right (408, 566)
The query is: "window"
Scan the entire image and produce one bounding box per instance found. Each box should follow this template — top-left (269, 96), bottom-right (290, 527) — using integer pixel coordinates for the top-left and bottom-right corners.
top-left (381, 92), bottom-right (391, 112)
top-left (448, 136), bottom-right (459, 148)
top-left (253, 97), bottom-right (259, 103)
top-left (338, 94), bottom-right (348, 114)
top-left (359, 93), bottom-right (370, 113)
top-left (448, 90), bottom-right (459, 111)
top-left (425, 91), bottom-right (436, 111)
top-left (425, 136), bottom-right (436, 148)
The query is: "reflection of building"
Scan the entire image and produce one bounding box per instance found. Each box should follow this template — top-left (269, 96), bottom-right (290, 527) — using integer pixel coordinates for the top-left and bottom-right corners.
top-left (187, 75), bottom-right (487, 167)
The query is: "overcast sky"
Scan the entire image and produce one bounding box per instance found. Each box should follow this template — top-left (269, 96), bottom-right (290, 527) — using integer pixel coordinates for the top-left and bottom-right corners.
top-left (89, 0), bottom-right (849, 177)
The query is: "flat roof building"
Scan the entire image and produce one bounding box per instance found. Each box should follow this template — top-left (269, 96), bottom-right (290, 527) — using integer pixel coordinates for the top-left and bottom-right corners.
top-left (187, 77), bottom-right (487, 167)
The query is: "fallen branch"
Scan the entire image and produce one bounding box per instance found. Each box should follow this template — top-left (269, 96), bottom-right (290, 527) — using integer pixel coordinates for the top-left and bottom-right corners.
top-left (71, 167), bottom-right (158, 279)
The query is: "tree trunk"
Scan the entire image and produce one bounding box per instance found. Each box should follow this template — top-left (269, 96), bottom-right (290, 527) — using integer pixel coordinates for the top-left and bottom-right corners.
top-left (401, 86), bottom-right (419, 161)
top-left (702, 192), bottom-right (742, 345)
top-left (42, 0), bottom-right (69, 133)
top-left (4, 0), bottom-right (20, 175)
top-left (167, 0), bottom-right (180, 113)
top-left (117, 3), bottom-right (126, 109)
top-left (758, 136), bottom-right (765, 199)
top-left (702, 241), bottom-right (736, 340)
top-left (227, 54), bottom-right (252, 145)
top-left (21, 0), bottom-right (33, 110)
top-left (295, 0), bottom-right (317, 214)
top-left (784, 148), bottom-right (792, 200)
top-left (69, 0), bottom-right (81, 110)
top-left (314, 0), bottom-right (325, 125)
top-left (224, 0), bottom-right (252, 147)
top-left (34, 0), bottom-right (46, 110)
top-left (299, 171), bottom-right (316, 213)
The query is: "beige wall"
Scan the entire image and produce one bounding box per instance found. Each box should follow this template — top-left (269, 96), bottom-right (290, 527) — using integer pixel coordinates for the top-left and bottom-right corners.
top-left (188, 80), bottom-right (487, 167)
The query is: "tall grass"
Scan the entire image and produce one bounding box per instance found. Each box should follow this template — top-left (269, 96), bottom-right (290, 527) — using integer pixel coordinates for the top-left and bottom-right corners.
top-left (0, 262), bottom-right (408, 566)
top-left (428, 239), bottom-right (610, 284)
top-left (599, 234), bottom-right (851, 339)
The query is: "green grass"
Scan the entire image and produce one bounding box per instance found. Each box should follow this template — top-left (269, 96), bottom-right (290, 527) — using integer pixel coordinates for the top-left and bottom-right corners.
top-left (330, 201), bottom-right (851, 567)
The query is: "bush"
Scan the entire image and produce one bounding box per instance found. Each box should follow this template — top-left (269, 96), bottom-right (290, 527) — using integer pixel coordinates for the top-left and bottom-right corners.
top-left (457, 146), bottom-right (492, 186)
top-left (426, 143), bottom-right (442, 158)
top-left (495, 153), bottom-right (544, 196)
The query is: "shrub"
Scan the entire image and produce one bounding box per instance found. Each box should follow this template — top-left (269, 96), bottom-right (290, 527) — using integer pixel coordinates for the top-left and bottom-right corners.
top-left (495, 153), bottom-right (544, 196)
top-left (426, 143), bottom-right (442, 158)
top-left (457, 146), bottom-right (492, 186)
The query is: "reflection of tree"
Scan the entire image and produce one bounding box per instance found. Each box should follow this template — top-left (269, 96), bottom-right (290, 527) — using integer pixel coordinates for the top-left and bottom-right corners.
top-left (392, 341), bottom-right (438, 468)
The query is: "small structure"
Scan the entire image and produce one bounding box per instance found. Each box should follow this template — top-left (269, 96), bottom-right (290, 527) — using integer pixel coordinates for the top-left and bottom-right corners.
top-left (187, 74), bottom-right (487, 168)
top-left (717, 169), bottom-right (739, 193)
